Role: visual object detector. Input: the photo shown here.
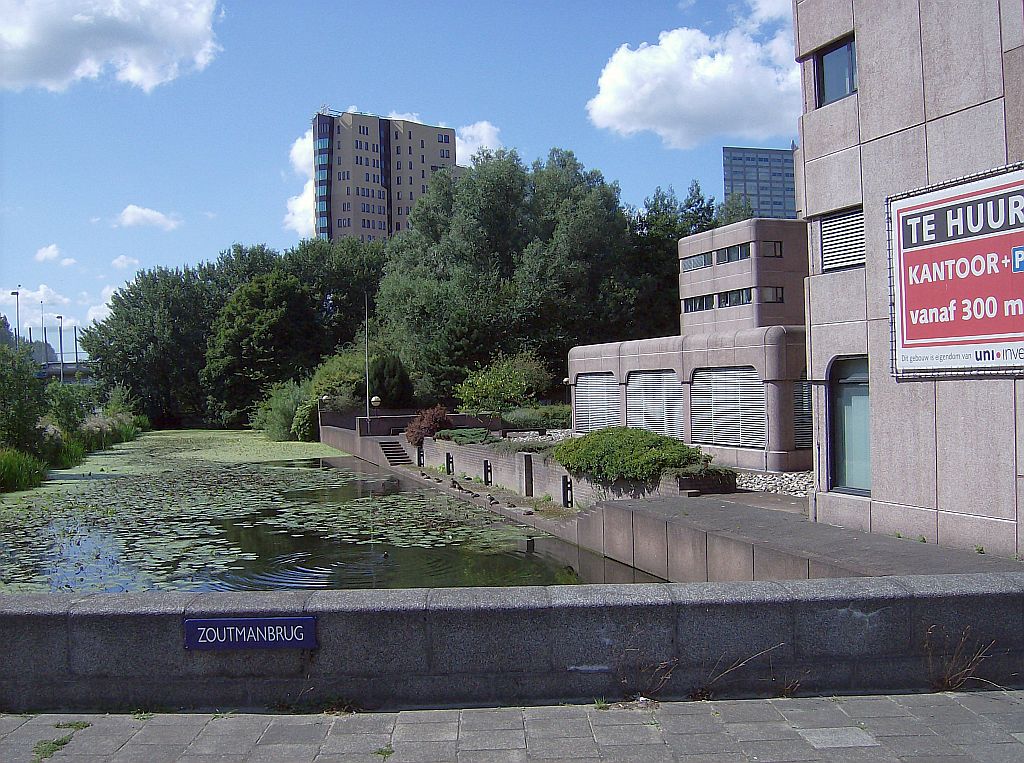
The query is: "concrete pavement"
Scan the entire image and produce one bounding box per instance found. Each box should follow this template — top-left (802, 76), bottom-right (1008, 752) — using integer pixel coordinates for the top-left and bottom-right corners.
top-left (3, 690), bottom-right (1023, 762)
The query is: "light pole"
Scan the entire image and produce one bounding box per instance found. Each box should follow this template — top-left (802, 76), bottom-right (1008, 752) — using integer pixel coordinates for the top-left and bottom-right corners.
top-left (9, 287), bottom-right (19, 349)
top-left (56, 314), bottom-right (64, 382)
top-left (318, 395), bottom-right (330, 437)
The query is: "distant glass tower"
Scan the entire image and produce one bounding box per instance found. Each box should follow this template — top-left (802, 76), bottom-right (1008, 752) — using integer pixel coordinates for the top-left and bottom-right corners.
top-left (722, 146), bottom-right (797, 219)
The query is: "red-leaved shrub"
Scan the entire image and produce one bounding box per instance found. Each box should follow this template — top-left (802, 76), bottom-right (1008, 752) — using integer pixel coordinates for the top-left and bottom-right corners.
top-left (404, 405), bottom-right (453, 446)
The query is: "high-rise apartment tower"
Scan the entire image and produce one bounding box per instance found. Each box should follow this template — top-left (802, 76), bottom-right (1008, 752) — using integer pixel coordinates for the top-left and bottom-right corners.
top-left (312, 110), bottom-right (457, 241)
top-left (722, 146), bottom-right (797, 219)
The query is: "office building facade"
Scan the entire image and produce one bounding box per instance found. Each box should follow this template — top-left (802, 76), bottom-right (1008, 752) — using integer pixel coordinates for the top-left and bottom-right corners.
top-left (568, 218), bottom-right (811, 472)
top-left (723, 146), bottom-right (798, 219)
top-left (312, 110), bottom-right (457, 242)
top-left (794, 0), bottom-right (1024, 555)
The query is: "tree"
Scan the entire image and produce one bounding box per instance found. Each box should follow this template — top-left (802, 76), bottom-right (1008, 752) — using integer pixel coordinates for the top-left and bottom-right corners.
top-left (195, 243), bottom-right (279, 302)
top-left (378, 148), bottom-right (635, 399)
top-left (454, 350), bottom-right (552, 414)
top-left (0, 344), bottom-right (47, 452)
top-left (716, 193), bottom-right (755, 226)
top-left (0, 315), bottom-right (14, 348)
top-left (80, 267), bottom-right (217, 427)
top-left (280, 236), bottom-right (386, 352)
top-left (202, 271), bottom-right (324, 426)
top-left (368, 353), bottom-right (414, 408)
top-left (46, 380), bottom-right (96, 437)
top-left (617, 182), bottom-right (720, 337)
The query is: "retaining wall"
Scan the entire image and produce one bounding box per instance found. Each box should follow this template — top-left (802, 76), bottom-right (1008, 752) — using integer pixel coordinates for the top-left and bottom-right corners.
top-left (2, 574), bottom-right (1022, 712)
top-left (421, 438), bottom-right (683, 509)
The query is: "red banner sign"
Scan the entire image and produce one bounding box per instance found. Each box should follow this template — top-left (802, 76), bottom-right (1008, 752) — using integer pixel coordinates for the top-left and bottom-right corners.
top-left (889, 166), bottom-right (1024, 375)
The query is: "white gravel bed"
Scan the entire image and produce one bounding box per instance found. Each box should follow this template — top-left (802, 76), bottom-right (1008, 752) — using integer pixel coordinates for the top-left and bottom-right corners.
top-left (736, 470), bottom-right (814, 497)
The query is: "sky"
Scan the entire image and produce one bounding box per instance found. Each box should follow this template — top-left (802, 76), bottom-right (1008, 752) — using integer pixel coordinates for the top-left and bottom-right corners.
top-left (0, 0), bottom-right (800, 343)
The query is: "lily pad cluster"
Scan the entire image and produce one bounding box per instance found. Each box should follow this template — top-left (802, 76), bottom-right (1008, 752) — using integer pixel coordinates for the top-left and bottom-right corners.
top-left (0, 430), bottom-right (557, 593)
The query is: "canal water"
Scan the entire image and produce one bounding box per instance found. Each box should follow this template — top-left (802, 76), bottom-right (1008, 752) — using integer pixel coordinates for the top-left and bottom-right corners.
top-left (0, 455), bottom-right (657, 593)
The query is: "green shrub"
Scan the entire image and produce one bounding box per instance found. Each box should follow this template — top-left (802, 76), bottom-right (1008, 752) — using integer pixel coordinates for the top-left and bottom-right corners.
top-left (46, 381), bottom-right (95, 436)
top-left (249, 379), bottom-right (310, 441)
top-left (133, 414), bottom-right (152, 431)
top-left (0, 344), bottom-right (47, 452)
top-left (434, 428), bottom-right (497, 446)
top-left (0, 447), bottom-right (48, 492)
top-left (553, 427), bottom-right (711, 483)
top-left (455, 350), bottom-right (551, 414)
top-left (405, 405), bottom-right (452, 447)
top-left (103, 382), bottom-right (139, 418)
top-left (290, 395), bottom-right (319, 441)
top-left (51, 440), bottom-right (86, 469)
top-left (310, 349), bottom-right (366, 402)
top-left (503, 404), bottom-right (571, 430)
top-left (368, 352), bottom-right (414, 408)
top-left (76, 412), bottom-right (140, 451)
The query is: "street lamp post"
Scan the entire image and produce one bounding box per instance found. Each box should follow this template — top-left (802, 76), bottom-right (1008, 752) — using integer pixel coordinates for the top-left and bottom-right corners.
top-left (9, 287), bottom-right (19, 349)
top-left (56, 315), bottom-right (64, 382)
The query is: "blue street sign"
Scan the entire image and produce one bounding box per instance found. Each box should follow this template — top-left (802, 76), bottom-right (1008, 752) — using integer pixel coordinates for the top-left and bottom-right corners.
top-left (1013, 246), bottom-right (1024, 273)
top-left (184, 617), bottom-right (317, 650)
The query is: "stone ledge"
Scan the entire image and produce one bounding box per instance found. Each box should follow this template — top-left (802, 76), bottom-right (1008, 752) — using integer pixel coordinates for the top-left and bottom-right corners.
top-left (1, 573), bottom-right (1022, 711)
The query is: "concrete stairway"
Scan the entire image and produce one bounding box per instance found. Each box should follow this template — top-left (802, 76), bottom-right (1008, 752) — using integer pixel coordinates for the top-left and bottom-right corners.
top-left (378, 440), bottom-right (412, 466)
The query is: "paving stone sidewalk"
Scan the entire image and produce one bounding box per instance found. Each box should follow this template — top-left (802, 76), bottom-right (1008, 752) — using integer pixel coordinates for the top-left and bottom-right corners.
top-left (2, 690), bottom-right (1023, 762)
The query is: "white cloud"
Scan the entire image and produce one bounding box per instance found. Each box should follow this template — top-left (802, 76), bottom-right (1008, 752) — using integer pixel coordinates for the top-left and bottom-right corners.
top-left (111, 255), bottom-right (140, 269)
top-left (1, 0), bottom-right (221, 93)
top-left (89, 216), bottom-right (101, 224)
top-left (748, 0), bottom-right (792, 24)
top-left (0, 283), bottom-right (70, 308)
top-left (284, 128), bottom-right (315, 237)
top-left (34, 243), bottom-right (60, 262)
top-left (586, 1), bottom-right (799, 150)
top-left (60, 257), bottom-right (76, 267)
top-left (387, 111), bottom-right (422, 122)
top-left (115, 204), bottom-right (181, 230)
top-left (456, 121), bottom-right (503, 165)
top-left (86, 284), bottom-right (118, 324)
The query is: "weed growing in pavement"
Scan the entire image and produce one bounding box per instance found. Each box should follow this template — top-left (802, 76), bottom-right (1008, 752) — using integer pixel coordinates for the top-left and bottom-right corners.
top-left (32, 734), bottom-right (73, 762)
top-left (924, 624), bottom-right (996, 692)
top-left (53, 722), bottom-right (90, 731)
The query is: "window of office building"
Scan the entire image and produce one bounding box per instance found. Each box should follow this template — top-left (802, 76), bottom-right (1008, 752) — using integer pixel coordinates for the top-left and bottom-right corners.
top-left (690, 366), bottom-right (766, 449)
top-left (821, 207), bottom-right (865, 270)
top-left (717, 243), bottom-right (750, 264)
top-left (718, 288), bottom-right (752, 308)
top-left (816, 36), bottom-right (857, 107)
top-left (626, 370), bottom-right (685, 440)
top-left (573, 373), bottom-right (620, 433)
top-left (683, 295), bottom-right (715, 313)
top-left (829, 357), bottom-right (870, 494)
top-left (760, 287), bottom-right (784, 303)
top-left (681, 252), bottom-right (712, 272)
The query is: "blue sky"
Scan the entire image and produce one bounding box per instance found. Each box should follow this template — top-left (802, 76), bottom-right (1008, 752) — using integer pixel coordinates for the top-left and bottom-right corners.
top-left (0, 0), bottom-right (798, 338)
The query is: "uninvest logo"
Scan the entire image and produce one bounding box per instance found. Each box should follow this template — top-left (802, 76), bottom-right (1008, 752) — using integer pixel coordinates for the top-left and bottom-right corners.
top-left (977, 347), bottom-right (1024, 361)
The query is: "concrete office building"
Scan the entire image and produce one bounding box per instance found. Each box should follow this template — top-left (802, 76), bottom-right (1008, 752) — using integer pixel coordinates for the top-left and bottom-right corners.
top-left (568, 217), bottom-right (811, 471)
top-left (793, 0), bottom-right (1024, 555)
top-left (723, 146), bottom-right (798, 219)
top-left (312, 110), bottom-right (457, 242)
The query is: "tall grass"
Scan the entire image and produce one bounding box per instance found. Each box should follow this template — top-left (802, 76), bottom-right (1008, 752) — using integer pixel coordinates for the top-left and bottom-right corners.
top-left (0, 448), bottom-right (48, 492)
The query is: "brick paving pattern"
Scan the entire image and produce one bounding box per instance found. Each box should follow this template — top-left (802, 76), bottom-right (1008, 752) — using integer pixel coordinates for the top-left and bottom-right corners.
top-left (1, 690), bottom-right (1022, 762)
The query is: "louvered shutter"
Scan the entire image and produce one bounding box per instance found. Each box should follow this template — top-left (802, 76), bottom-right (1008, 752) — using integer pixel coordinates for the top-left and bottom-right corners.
top-left (821, 208), bottom-right (865, 271)
top-left (625, 370), bottom-right (686, 439)
top-left (793, 376), bottom-right (813, 449)
top-left (689, 367), bottom-right (767, 448)
top-left (574, 373), bottom-right (620, 432)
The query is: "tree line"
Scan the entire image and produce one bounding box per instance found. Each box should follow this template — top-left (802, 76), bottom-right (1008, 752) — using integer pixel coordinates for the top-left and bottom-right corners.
top-left (79, 148), bottom-right (752, 428)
